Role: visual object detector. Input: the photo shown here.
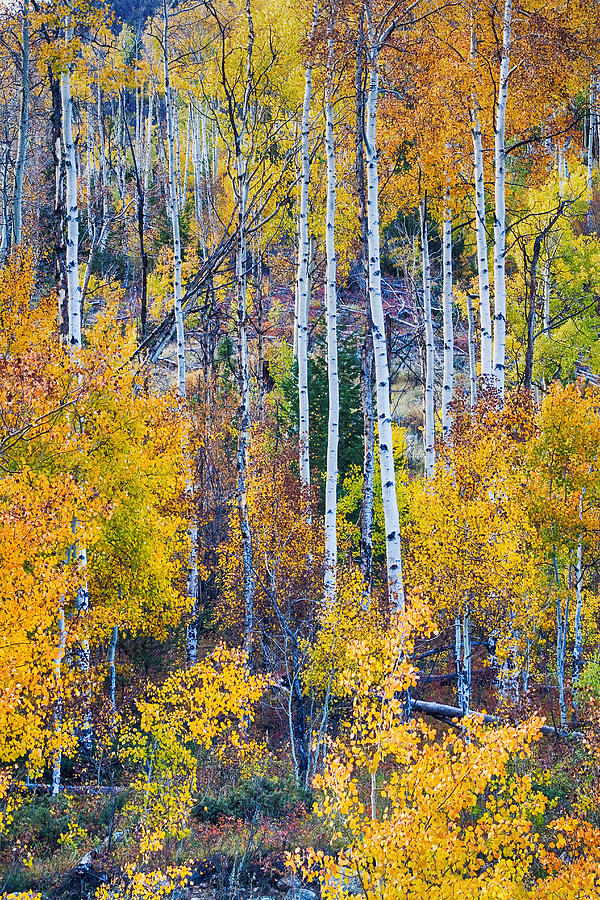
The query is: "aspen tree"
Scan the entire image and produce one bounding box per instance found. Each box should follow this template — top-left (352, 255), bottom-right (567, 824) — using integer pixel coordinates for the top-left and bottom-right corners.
top-left (143, 84), bottom-right (154, 203)
top-left (441, 200), bottom-right (453, 443)
top-left (466, 291), bottom-right (477, 408)
top-left (182, 104), bottom-right (191, 204)
top-left (96, 82), bottom-right (108, 254)
top-left (420, 196), bottom-right (435, 479)
top-left (61, 12), bottom-right (82, 347)
top-left (162, 0), bottom-right (186, 397)
top-left (492, 0), bottom-right (512, 398)
top-left (323, 0), bottom-right (339, 606)
top-left (109, 624), bottom-right (118, 714)
top-left (455, 610), bottom-right (471, 714)
top-left (191, 102), bottom-right (204, 240)
top-left (12, 0), bottom-right (29, 247)
top-left (51, 604), bottom-right (67, 796)
top-left (555, 554), bottom-right (570, 729)
top-left (296, 3), bottom-right (318, 504)
top-left (355, 5), bottom-right (374, 599)
top-left (364, 0), bottom-right (404, 610)
top-left (587, 73), bottom-right (596, 226)
top-left (0, 142), bottom-right (9, 259)
top-left (573, 488), bottom-right (586, 695)
top-left (201, 102), bottom-right (213, 237)
top-left (542, 248), bottom-right (551, 332)
top-left (214, 0), bottom-right (258, 661)
top-left (470, 24), bottom-right (492, 380)
top-left (185, 519), bottom-right (199, 666)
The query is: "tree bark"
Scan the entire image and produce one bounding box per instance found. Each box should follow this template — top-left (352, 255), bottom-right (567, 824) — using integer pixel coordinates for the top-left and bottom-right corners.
top-left (364, 3), bottom-right (404, 611)
top-left (441, 201), bottom-right (453, 442)
top-left (492, 0), bottom-right (512, 398)
top-left (163, 0), bottom-right (186, 397)
top-left (523, 233), bottom-right (543, 392)
top-left (51, 71), bottom-right (69, 341)
top-left (231, 0), bottom-right (256, 664)
top-left (470, 26), bottom-right (492, 379)
top-left (573, 487), bottom-right (586, 704)
top-left (296, 5), bottom-right (317, 505)
top-left (12, 0), bottom-right (29, 246)
top-left (52, 604), bottom-right (67, 796)
top-left (356, 7), bottom-right (374, 601)
top-left (360, 337), bottom-right (375, 599)
top-left (466, 292), bottom-right (477, 409)
top-left (554, 551), bottom-right (569, 729)
top-left (587, 73), bottom-right (596, 228)
top-left (61, 17), bottom-right (82, 348)
top-left (109, 624), bottom-right (118, 714)
top-left (186, 514), bottom-right (199, 666)
top-left (0, 143), bottom-right (10, 260)
top-left (420, 196), bottom-right (435, 479)
top-left (324, 12), bottom-right (339, 607)
top-left (455, 610), bottom-right (471, 714)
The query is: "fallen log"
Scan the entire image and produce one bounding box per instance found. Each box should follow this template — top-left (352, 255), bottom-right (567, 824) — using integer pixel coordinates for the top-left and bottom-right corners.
top-left (19, 783), bottom-right (126, 794)
top-left (410, 699), bottom-right (583, 739)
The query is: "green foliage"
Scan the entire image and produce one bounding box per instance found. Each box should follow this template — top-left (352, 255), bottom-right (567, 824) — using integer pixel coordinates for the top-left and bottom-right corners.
top-left (281, 334), bottom-right (363, 499)
top-left (192, 776), bottom-right (309, 823)
top-left (575, 656), bottom-right (600, 705)
top-left (337, 424), bottom-right (408, 566)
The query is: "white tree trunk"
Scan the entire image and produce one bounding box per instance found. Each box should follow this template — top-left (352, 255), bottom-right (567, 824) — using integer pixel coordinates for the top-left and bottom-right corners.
top-left (192, 103), bottom-right (203, 227)
top-left (71, 517), bottom-right (92, 752)
top-left (97, 83), bottom-right (108, 253)
top-left (441, 202), bottom-right (454, 442)
top-left (12, 0), bottom-right (29, 246)
top-left (0, 145), bottom-right (10, 259)
top-left (364, 13), bottom-right (404, 611)
top-left (52, 604), bottom-right (67, 795)
top-left (543, 248), bottom-right (551, 332)
top-left (293, 279), bottom-right (299, 358)
top-left (466, 291), bottom-right (477, 408)
top-left (85, 105), bottom-right (93, 236)
top-left (470, 26), bottom-right (492, 379)
top-left (557, 591), bottom-right (569, 729)
top-left (135, 83), bottom-right (142, 166)
top-left (173, 88), bottom-right (182, 207)
top-left (235, 0), bottom-right (255, 663)
top-left (472, 123), bottom-right (492, 378)
top-left (212, 115), bottom-right (218, 195)
top-left (182, 103), bottom-right (191, 205)
top-left (236, 169), bottom-right (255, 662)
top-left (296, 13), bottom-right (316, 502)
top-left (573, 487), bottom-right (586, 701)
top-left (554, 552), bottom-right (570, 728)
top-left (163, 2), bottom-right (186, 397)
top-left (324, 34), bottom-right (339, 607)
top-left (144, 86), bottom-right (154, 199)
top-left (492, 0), bottom-right (512, 397)
top-left (61, 20), bottom-right (82, 348)
top-left (587, 74), bottom-right (596, 221)
top-left (420, 197), bottom-right (435, 479)
top-left (201, 103), bottom-right (213, 240)
top-left (360, 336), bottom-right (375, 602)
top-left (185, 515), bottom-right (199, 667)
top-left (109, 624), bottom-right (118, 714)
top-left (455, 610), bottom-right (471, 715)
top-left (116, 93), bottom-right (126, 203)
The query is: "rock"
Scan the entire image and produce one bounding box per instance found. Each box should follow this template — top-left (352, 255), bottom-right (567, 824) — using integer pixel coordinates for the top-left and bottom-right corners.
top-left (285, 889), bottom-right (317, 900)
top-left (75, 851), bottom-right (94, 870)
top-left (329, 867), bottom-right (362, 896)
